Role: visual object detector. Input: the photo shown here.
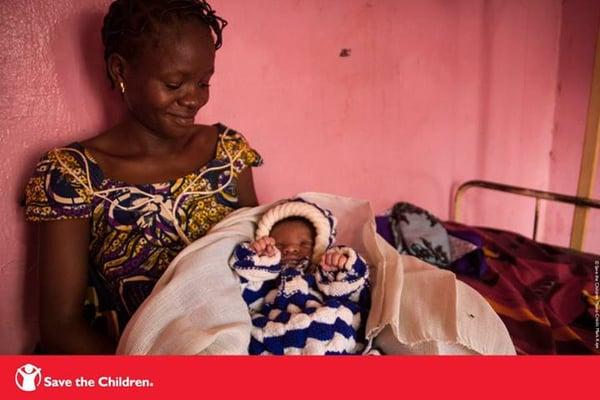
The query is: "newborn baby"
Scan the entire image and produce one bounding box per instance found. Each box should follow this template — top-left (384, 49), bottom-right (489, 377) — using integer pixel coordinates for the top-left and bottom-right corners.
top-left (229, 198), bottom-right (371, 355)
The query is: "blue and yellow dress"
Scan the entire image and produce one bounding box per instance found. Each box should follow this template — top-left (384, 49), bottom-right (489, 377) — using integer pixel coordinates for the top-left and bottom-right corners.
top-left (24, 123), bottom-right (262, 339)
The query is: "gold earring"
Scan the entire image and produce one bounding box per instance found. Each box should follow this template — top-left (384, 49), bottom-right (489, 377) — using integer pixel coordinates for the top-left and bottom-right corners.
top-left (119, 81), bottom-right (126, 94)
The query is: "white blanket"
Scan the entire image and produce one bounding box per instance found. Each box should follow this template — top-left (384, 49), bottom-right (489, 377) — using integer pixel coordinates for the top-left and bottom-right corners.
top-left (117, 193), bottom-right (515, 355)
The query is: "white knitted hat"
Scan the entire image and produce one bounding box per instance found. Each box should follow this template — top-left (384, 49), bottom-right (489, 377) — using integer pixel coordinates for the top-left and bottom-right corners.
top-left (256, 198), bottom-right (337, 263)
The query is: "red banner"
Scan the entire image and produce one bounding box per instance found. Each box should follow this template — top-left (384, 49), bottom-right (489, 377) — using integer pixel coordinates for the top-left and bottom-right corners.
top-left (0, 356), bottom-right (595, 399)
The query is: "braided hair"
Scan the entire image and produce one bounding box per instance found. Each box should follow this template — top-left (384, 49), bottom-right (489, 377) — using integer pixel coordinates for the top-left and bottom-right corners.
top-left (101, 0), bottom-right (227, 87)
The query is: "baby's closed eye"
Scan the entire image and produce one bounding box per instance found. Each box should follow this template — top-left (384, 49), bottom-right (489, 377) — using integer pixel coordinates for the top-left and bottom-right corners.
top-left (275, 241), bottom-right (313, 249)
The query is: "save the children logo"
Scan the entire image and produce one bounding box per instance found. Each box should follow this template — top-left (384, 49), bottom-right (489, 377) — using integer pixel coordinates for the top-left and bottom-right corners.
top-left (15, 363), bottom-right (42, 392)
top-left (12, 363), bottom-right (155, 392)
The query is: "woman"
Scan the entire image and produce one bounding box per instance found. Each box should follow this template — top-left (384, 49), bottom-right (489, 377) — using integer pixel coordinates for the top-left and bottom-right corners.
top-left (23, 0), bottom-right (262, 354)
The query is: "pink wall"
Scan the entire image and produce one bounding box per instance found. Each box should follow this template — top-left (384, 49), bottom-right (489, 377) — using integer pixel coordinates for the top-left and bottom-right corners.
top-left (545, 0), bottom-right (600, 253)
top-left (0, 0), bottom-right (597, 353)
top-left (208, 0), bottom-right (566, 238)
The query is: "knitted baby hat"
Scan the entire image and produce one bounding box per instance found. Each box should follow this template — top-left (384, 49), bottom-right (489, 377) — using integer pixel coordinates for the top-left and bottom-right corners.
top-left (255, 198), bottom-right (337, 264)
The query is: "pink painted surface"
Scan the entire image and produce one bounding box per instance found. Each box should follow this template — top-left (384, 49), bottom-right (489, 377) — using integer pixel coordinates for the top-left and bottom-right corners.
top-left (545, 0), bottom-right (600, 254)
top-left (210, 0), bottom-right (563, 234)
top-left (0, 0), bottom-right (596, 353)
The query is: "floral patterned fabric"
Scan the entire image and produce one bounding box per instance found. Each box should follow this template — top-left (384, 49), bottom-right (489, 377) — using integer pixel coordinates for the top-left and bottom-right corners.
top-left (24, 123), bottom-right (262, 339)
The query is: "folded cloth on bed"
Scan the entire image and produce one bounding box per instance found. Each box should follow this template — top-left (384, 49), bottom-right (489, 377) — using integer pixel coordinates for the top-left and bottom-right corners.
top-left (117, 193), bottom-right (515, 355)
top-left (389, 202), bottom-right (487, 277)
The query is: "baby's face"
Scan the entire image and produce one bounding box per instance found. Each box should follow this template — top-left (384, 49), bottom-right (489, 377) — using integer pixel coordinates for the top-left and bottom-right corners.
top-left (270, 220), bottom-right (315, 264)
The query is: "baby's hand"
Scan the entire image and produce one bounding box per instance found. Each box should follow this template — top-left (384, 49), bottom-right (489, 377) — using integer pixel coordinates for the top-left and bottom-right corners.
top-left (249, 236), bottom-right (278, 258)
top-left (320, 250), bottom-right (348, 272)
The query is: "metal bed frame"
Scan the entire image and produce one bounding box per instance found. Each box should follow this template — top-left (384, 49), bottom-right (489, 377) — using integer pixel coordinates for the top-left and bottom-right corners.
top-left (453, 180), bottom-right (600, 251)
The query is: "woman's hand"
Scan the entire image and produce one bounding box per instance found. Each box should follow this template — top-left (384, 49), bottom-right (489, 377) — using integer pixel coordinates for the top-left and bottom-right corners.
top-left (249, 236), bottom-right (278, 257)
top-left (319, 250), bottom-right (348, 272)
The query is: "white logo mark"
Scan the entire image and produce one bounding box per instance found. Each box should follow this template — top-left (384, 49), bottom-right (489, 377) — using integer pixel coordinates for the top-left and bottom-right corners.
top-left (15, 363), bottom-right (42, 392)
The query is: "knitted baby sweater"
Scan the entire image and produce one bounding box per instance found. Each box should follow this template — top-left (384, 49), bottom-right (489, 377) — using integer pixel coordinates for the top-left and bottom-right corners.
top-left (230, 242), bottom-right (370, 355)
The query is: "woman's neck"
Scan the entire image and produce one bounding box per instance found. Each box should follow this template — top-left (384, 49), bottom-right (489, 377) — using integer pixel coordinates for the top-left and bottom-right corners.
top-left (111, 118), bottom-right (201, 157)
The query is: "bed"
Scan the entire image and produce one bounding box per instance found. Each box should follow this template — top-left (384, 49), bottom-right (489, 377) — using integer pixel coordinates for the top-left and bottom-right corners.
top-left (375, 180), bottom-right (599, 355)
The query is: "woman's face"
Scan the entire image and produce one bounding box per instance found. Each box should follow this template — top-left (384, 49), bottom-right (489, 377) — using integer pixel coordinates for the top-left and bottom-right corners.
top-left (121, 21), bottom-right (216, 139)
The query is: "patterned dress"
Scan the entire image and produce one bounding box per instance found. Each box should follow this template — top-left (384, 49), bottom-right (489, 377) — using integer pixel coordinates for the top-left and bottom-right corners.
top-left (24, 123), bottom-right (262, 339)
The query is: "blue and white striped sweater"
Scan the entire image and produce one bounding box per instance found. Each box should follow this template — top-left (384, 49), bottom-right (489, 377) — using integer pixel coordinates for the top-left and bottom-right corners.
top-left (230, 242), bottom-right (371, 355)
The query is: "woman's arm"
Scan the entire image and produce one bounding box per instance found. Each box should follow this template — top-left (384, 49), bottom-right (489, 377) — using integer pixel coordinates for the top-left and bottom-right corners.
top-left (37, 219), bottom-right (116, 354)
top-left (237, 167), bottom-right (258, 207)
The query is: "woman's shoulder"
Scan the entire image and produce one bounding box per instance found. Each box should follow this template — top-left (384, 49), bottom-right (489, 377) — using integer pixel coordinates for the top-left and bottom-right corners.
top-left (214, 123), bottom-right (263, 168)
top-left (35, 142), bottom-right (103, 182)
top-left (214, 122), bottom-right (248, 142)
top-left (24, 143), bottom-right (99, 222)
top-left (29, 142), bottom-right (98, 180)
